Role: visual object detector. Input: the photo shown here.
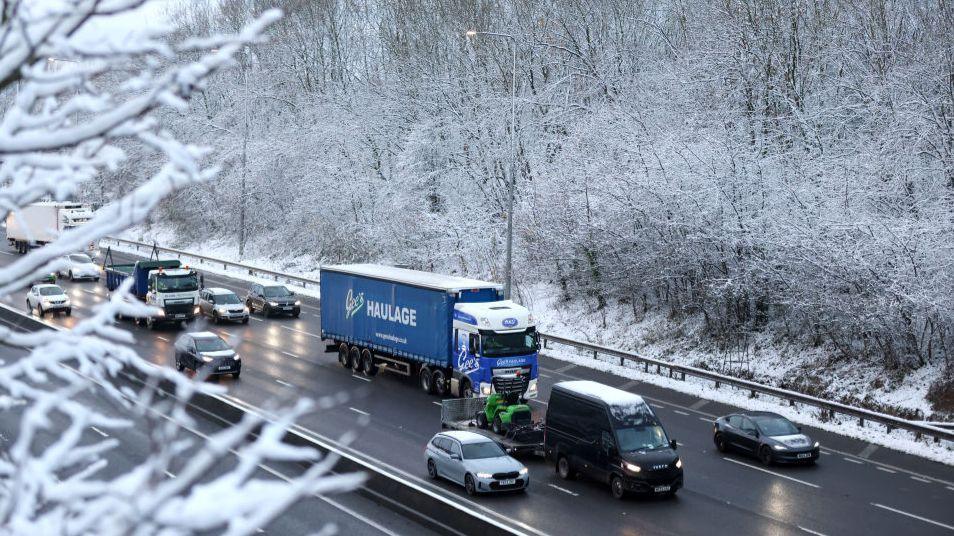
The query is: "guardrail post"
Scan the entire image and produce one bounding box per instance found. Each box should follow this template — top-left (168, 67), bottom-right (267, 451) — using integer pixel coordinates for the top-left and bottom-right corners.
top-left (789, 399), bottom-right (795, 407)
top-left (885, 425), bottom-right (893, 434)
top-left (749, 390), bottom-right (756, 398)
top-left (668, 368), bottom-right (673, 378)
top-left (714, 381), bottom-right (720, 389)
top-left (655, 364), bottom-right (660, 374)
top-left (619, 355), bottom-right (624, 366)
top-left (680, 371), bottom-right (685, 381)
top-left (859, 417), bottom-right (864, 427)
top-left (915, 431), bottom-right (922, 441)
top-left (644, 362), bottom-right (649, 373)
top-left (593, 350), bottom-right (598, 360)
top-left (543, 339), bottom-right (548, 349)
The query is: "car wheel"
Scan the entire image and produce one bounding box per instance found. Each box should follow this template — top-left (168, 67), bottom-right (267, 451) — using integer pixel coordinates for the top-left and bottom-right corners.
top-left (476, 411), bottom-right (488, 429)
top-left (360, 349), bottom-right (378, 376)
top-left (349, 346), bottom-right (362, 372)
top-left (714, 433), bottom-right (728, 453)
top-left (759, 446), bottom-right (774, 466)
top-left (246, 300), bottom-right (255, 314)
top-left (175, 357), bottom-right (184, 372)
top-left (69, 271), bottom-right (74, 282)
top-left (432, 370), bottom-right (447, 396)
top-left (212, 312), bottom-right (219, 324)
top-left (427, 459), bottom-right (438, 479)
top-left (233, 371), bottom-right (241, 379)
top-left (293, 311), bottom-right (300, 318)
top-left (419, 367), bottom-right (434, 394)
top-left (65, 308), bottom-right (71, 316)
top-left (26, 300), bottom-right (30, 313)
top-left (557, 456), bottom-right (575, 480)
top-left (611, 475), bottom-right (626, 500)
top-left (464, 474), bottom-right (477, 496)
top-left (337, 343), bottom-right (350, 368)
top-left (39, 305), bottom-right (46, 316)
top-left (492, 415), bottom-right (503, 435)
top-left (262, 305), bottom-right (270, 318)
top-left (242, 316), bottom-right (249, 324)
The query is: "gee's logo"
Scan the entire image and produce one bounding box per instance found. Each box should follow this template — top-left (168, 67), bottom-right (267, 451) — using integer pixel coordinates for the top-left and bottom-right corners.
top-left (502, 317), bottom-right (518, 328)
top-left (345, 289), bottom-right (365, 319)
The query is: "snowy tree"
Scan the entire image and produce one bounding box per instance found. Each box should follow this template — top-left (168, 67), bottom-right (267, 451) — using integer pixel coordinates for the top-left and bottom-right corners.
top-left (0, 1), bottom-right (361, 533)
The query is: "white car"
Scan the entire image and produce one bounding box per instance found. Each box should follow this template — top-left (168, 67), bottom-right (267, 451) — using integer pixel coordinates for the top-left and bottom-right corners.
top-left (27, 284), bottom-right (71, 316)
top-left (58, 253), bottom-right (100, 281)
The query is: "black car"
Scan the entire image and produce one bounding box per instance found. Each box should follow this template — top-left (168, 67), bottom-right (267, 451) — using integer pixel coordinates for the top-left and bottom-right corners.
top-left (246, 284), bottom-right (300, 318)
top-left (545, 380), bottom-right (683, 499)
top-left (173, 331), bottom-right (241, 379)
top-left (713, 411), bottom-right (819, 465)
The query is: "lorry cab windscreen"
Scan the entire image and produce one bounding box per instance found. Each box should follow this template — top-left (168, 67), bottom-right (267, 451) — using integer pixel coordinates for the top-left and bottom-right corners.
top-left (480, 328), bottom-right (538, 357)
top-left (461, 441), bottom-right (506, 460)
top-left (263, 286), bottom-right (292, 297)
top-left (157, 275), bottom-right (198, 292)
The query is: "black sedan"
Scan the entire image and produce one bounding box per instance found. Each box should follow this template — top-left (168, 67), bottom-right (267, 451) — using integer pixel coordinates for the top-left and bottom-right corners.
top-left (713, 411), bottom-right (819, 465)
top-left (173, 331), bottom-right (241, 379)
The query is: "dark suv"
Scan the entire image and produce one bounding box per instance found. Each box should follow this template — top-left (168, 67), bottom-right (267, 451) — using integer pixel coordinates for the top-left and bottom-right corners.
top-left (246, 284), bottom-right (300, 317)
top-left (174, 331), bottom-right (241, 379)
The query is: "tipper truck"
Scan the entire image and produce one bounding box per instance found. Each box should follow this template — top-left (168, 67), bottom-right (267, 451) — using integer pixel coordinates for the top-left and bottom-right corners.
top-left (102, 247), bottom-right (201, 328)
top-left (320, 264), bottom-right (540, 400)
top-left (6, 201), bottom-right (94, 253)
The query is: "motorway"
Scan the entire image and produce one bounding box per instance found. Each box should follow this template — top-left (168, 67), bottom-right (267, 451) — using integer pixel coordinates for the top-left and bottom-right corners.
top-left (2, 245), bottom-right (954, 535)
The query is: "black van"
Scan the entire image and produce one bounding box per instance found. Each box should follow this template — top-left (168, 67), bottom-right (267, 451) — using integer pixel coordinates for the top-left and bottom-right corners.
top-left (544, 380), bottom-right (683, 499)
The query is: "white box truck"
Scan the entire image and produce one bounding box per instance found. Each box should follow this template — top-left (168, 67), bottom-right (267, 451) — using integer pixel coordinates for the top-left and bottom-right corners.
top-left (6, 202), bottom-right (93, 253)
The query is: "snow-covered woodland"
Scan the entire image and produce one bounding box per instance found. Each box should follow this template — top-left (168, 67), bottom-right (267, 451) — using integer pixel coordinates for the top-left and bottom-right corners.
top-left (95, 1), bottom-right (954, 413)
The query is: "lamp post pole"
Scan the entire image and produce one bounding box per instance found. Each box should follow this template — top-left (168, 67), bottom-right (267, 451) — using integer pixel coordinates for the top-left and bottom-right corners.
top-left (466, 31), bottom-right (517, 300)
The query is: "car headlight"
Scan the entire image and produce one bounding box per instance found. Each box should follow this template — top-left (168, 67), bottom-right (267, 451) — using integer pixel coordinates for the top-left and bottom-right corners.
top-left (63, 299), bottom-right (71, 306)
top-left (480, 384), bottom-right (492, 396)
top-left (476, 472), bottom-right (493, 479)
top-left (233, 354), bottom-right (241, 361)
top-left (526, 378), bottom-right (538, 392)
top-left (675, 458), bottom-right (682, 469)
top-left (201, 355), bottom-right (213, 363)
top-left (193, 306), bottom-right (201, 315)
top-left (41, 298), bottom-right (51, 304)
top-left (243, 307), bottom-right (249, 313)
top-left (518, 467), bottom-right (528, 475)
top-left (622, 461), bottom-right (641, 473)
top-left (269, 301), bottom-right (278, 306)
top-left (772, 444), bottom-right (787, 451)
top-left (294, 300), bottom-right (301, 306)
top-left (813, 441), bottom-right (819, 448)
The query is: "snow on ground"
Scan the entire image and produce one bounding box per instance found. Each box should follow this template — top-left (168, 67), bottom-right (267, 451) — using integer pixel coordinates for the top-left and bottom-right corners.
top-left (113, 226), bottom-right (953, 463)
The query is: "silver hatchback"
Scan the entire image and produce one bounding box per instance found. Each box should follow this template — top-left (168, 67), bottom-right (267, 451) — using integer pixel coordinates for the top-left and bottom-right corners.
top-left (425, 431), bottom-right (528, 495)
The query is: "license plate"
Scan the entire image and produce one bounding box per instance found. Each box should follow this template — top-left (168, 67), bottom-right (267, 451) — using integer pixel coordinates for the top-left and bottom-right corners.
top-left (282, 306), bottom-right (292, 311)
top-left (218, 365), bottom-right (231, 371)
top-left (797, 453), bottom-right (812, 459)
top-left (501, 479), bottom-right (516, 486)
top-left (654, 485), bottom-right (670, 493)
top-left (174, 314), bottom-right (185, 319)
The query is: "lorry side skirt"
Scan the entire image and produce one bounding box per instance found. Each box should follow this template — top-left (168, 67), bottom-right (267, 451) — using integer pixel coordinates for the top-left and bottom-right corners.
top-left (319, 270), bottom-right (453, 368)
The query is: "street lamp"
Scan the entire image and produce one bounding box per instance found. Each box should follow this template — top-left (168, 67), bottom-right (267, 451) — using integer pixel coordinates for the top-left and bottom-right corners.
top-left (465, 30), bottom-right (518, 300)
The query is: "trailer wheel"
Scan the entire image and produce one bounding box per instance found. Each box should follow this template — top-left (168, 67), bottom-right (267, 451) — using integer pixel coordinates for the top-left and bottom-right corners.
top-left (337, 343), bottom-right (350, 368)
top-left (419, 367), bottom-right (435, 394)
top-left (432, 370), bottom-right (447, 396)
top-left (349, 346), bottom-right (362, 372)
top-left (360, 349), bottom-right (377, 376)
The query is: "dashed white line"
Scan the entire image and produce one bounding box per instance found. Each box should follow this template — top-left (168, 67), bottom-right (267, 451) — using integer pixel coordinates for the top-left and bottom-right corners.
top-left (90, 426), bottom-right (108, 437)
top-left (698, 417), bottom-right (712, 422)
top-left (164, 470), bottom-right (176, 478)
top-left (275, 379), bottom-right (293, 388)
top-left (650, 403), bottom-right (665, 409)
top-left (798, 526), bottom-right (828, 536)
top-left (352, 374), bottom-right (371, 382)
top-left (281, 351), bottom-right (298, 358)
top-left (528, 399), bottom-right (548, 406)
top-left (547, 483), bottom-right (579, 496)
top-left (156, 336), bottom-right (169, 342)
top-left (673, 410), bottom-right (690, 416)
top-left (722, 457), bottom-right (820, 488)
top-left (947, 486), bottom-right (954, 492)
top-left (843, 457), bottom-right (864, 465)
top-left (877, 467), bottom-right (897, 474)
top-left (349, 407), bottom-right (370, 416)
top-left (432, 401), bottom-right (443, 406)
top-left (249, 316), bottom-right (263, 322)
top-left (910, 475), bottom-right (931, 483)
top-left (81, 289), bottom-right (97, 295)
top-left (280, 325), bottom-right (321, 338)
top-left (871, 503), bottom-right (954, 531)
top-left (538, 373), bottom-right (551, 378)
top-left (0, 251), bottom-right (13, 256)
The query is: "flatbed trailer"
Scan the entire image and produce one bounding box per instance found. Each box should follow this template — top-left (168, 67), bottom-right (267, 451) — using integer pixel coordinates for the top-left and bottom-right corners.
top-left (440, 398), bottom-right (544, 457)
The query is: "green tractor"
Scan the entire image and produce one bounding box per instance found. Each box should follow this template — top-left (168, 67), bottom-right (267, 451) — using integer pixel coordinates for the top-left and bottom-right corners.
top-left (475, 393), bottom-right (533, 435)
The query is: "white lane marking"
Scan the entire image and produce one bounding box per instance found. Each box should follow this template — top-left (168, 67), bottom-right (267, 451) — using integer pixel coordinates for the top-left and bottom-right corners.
top-left (689, 399), bottom-right (709, 410)
top-left (90, 426), bottom-right (108, 437)
top-left (282, 351), bottom-right (298, 358)
top-left (432, 401), bottom-right (443, 407)
top-left (650, 403), bottom-right (665, 409)
top-left (81, 289), bottom-right (97, 295)
top-left (871, 503), bottom-right (954, 531)
top-left (156, 336), bottom-right (169, 342)
top-left (164, 470), bottom-right (176, 478)
top-left (699, 417), bottom-right (712, 423)
top-left (722, 457), bottom-right (820, 488)
top-left (275, 379), bottom-right (293, 388)
top-left (858, 443), bottom-right (879, 459)
top-left (673, 410), bottom-right (690, 416)
top-left (249, 316), bottom-right (263, 322)
top-left (0, 251), bottom-right (13, 255)
top-left (280, 325), bottom-right (321, 338)
top-left (843, 457), bottom-right (864, 465)
top-left (538, 373), bottom-right (551, 378)
top-left (798, 526), bottom-right (828, 536)
top-left (349, 407), bottom-right (370, 416)
top-left (352, 375), bottom-right (371, 382)
top-left (547, 484), bottom-right (579, 496)
top-left (911, 476), bottom-right (931, 483)
top-left (947, 486), bottom-right (954, 492)
top-left (528, 399), bottom-right (548, 406)
top-left (877, 467), bottom-right (897, 474)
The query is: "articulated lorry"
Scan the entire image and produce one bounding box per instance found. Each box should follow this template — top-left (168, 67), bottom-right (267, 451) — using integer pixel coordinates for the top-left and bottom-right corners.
top-left (103, 247), bottom-right (200, 328)
top-left (5, 202), bottom-right (94, 253)
top-left (320, 264), bottom-right (540, 400)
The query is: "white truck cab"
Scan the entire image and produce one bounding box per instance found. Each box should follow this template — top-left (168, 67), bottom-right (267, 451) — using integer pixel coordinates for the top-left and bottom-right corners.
top-left (145, 267), bottom-right (200, 323)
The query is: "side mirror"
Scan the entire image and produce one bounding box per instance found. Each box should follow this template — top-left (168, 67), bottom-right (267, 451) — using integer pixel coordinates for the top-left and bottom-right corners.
top-left (797, 426), bottom-right (803, 432)
top-left (450, 454), bottom-right (461, 461)
top-left (670, 439), bottom-right (678, 450)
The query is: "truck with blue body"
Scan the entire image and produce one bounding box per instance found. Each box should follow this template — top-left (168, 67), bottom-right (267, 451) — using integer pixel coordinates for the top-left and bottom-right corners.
top-left (102, 247), bottom-right (201, 328)
top-left (319, 264), bottom-right (540, 400)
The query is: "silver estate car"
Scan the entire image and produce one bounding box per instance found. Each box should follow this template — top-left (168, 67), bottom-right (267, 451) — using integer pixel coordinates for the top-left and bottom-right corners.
top-left (425, 431), bottom-right (528, 495)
